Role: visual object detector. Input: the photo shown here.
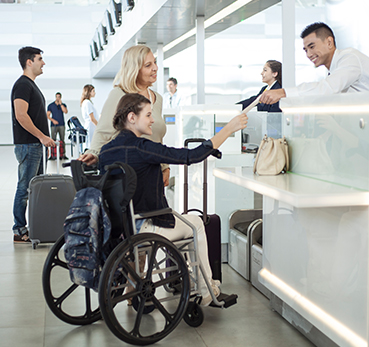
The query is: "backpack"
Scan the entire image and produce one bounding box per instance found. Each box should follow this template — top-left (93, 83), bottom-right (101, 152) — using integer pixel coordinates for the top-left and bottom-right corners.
top-left (67, 116), bottom-right (87, 144)
top-left (64, 161), bottom-right (137, 292)
top-left (64, 186), bottom-right (111, 291)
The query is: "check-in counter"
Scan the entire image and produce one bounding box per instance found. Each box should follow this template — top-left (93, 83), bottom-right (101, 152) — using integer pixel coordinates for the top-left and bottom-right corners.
top-left (213, 92), bottom-right (369, 347)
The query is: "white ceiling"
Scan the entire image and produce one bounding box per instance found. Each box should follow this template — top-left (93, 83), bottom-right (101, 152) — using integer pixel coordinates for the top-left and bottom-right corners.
top-left (0, 0), bottom-right (108, 4)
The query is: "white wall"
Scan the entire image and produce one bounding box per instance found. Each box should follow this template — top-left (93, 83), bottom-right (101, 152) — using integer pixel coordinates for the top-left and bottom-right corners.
top-left (0, 4), bottom-right (106, 145)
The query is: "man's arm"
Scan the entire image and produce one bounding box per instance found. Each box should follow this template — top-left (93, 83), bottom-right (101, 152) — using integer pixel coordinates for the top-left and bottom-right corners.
top-left (14, 99), bottom-right (55, 147)
top-left (261, 52), bottom-right (362, 104)
top-left (259, 89), bottom-right (286, 105)
top-left (47, 110), bottom-right (59, 125)
top-left (61, 103), bottom-right (68, 114)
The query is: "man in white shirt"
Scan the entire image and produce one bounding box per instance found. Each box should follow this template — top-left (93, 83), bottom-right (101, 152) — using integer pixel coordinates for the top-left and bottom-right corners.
top-left (163, 77), bottom-right (182, 108)
top-left (260, 22), bottom-right (369, 105)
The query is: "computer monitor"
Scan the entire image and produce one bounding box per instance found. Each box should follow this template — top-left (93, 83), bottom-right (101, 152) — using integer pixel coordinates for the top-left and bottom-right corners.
top-left (95, 31), bottom-right (103, 52)
top-left (109, 0), bottom-right (122, 27)
top-left (98, 23), bottom-right (108, 46)
top-left (105, 10), bottom-right (115, 35)
top-left (122, 0), bottom-right (134, 12)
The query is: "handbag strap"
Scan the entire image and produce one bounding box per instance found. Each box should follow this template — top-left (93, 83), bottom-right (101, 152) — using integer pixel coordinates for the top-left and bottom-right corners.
top-left (253, 135), bottom-right (268, 173)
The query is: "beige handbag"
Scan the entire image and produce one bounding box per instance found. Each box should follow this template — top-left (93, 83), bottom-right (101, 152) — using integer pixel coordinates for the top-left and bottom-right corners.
top-left (253, 135), bottom-right (289, 175)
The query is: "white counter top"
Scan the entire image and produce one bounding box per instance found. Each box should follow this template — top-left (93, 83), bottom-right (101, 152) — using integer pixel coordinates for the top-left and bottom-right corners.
top-left (213, 167), bottom-right (369, 208)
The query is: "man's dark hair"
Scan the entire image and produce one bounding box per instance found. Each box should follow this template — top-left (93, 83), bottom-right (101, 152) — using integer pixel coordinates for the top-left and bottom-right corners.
top-left (167, 77), bottom-right (178, 85)
top-left (56, 92), bottom-right (62, 97)
top-left (18, 46), bottom-right (43, 70)
top-left (300, 22), bottom-right (336, 47)
top-left (113, 93), bottom-right (151, 131)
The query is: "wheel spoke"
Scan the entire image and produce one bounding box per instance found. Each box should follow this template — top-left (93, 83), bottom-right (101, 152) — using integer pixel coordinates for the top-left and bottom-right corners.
top-left (131, 298), bottom-right (146, 337)
top-left (55, 283), bottom-right (79, 306)
top-left (145, 242), bottom-right (159, 279)
top-left (53, 257), bottom-right (68, 270)
top-left (111, 290), bottom-right (140, 306)
top-left (120, 257), bottom-right (142, 284)
top-left (84, 287), bottom-right (92, 318)
top-left (151, 295), bottom-right (174, 323)
top-left (153, 272), bottom-right (183, 289)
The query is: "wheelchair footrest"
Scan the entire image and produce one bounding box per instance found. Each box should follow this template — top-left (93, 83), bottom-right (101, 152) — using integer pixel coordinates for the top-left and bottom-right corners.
top-left (210, 293), bottom-right (238, 308)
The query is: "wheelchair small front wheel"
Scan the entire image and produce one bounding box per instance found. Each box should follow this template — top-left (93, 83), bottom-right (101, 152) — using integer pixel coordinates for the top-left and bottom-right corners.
top-left (183, 301), bottom-right (204, 327)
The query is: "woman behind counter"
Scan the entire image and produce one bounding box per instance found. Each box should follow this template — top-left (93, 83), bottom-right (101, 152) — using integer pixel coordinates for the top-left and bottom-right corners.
top-left (237, 60), bottom-right (282, 113)
top-left (80, 84), bottom-right (99, 148)
top-left (80, 44), bottom-right (170, 186)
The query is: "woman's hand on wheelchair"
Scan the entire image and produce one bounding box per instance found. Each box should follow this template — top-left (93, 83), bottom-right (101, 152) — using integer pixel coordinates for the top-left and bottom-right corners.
top-left (79, 152), bottom-right (98, 166)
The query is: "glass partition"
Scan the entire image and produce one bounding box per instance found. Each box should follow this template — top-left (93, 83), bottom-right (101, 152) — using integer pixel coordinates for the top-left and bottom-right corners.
top-left (281, 92), bottom-right (369, 191)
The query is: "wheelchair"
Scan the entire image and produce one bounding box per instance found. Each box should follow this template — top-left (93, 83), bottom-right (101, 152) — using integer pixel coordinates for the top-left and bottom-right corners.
top-left (42, 161), bottom-right (237, 345)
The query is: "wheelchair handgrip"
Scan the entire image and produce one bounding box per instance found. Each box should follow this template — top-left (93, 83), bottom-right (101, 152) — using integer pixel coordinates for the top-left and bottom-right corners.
top-left (184, 138), bottom-right (206, 147)
top-left (104, 162), bottom-right (126, 173)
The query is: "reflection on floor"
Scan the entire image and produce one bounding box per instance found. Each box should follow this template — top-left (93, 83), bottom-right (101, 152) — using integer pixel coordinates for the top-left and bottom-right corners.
top-left (0, 145), bottom-right (314, 347)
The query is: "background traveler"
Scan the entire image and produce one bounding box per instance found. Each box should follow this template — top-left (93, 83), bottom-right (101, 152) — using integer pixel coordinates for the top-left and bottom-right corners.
top-left (163, 77), bottom-right (182, 108)
top-left (47, 92), bottom-right (68, 159)
top-left (80, 84), bottom-right (99, 149)
top-left (11, 46), bottom-right (55, 243)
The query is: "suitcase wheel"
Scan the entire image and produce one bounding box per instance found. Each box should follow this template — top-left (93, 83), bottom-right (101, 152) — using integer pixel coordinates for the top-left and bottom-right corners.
top-left (31, 239), bottom-right (40, 249)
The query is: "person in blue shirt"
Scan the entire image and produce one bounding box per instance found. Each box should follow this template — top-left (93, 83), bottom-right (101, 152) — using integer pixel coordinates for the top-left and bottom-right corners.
top-left (47, 92), bottom-right (68, 159)
top-left (98, 93), bottom-right (248, 306)
top-left (236, 60), bottom-right (282, 113)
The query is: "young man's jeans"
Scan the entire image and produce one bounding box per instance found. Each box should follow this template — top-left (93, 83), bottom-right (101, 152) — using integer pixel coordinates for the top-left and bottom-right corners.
top-left (13, 143), bottom-right (43, 235)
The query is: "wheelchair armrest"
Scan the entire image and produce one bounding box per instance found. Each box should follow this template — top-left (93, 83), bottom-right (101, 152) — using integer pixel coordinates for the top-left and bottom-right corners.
top-left (136, 208), bottom-right (173, 219)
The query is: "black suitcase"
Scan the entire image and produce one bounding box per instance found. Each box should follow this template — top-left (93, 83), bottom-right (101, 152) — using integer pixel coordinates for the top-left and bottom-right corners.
top-left (184, 138), bottom-right (222, 282)
top-left (28, 142), bottom-right (75, 249)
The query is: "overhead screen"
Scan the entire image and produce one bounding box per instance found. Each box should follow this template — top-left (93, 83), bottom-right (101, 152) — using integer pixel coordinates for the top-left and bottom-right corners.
top-left (105, 10), bottom-right (115, 35)
top-left (98, 23), bottom-right (108, 46)
top-left (109, 0), bottom-right (122, 27)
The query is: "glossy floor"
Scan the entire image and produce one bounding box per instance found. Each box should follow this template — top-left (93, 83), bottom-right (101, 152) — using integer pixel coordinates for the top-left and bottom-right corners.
top-left (0, 145), bottom-right (313, 347)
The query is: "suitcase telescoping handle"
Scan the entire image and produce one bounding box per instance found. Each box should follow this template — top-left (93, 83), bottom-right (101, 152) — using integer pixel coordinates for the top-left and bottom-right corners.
top-left (43, 140), bottom-right (61, 174)
top-left (183, 138), bottom-right (207, 223)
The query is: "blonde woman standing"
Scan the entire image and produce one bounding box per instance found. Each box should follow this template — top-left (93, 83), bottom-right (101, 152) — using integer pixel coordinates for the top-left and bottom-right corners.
top-left (80, 45), bottom-right (170, 186)
top-left (80, 84), bottom-right (99, 148)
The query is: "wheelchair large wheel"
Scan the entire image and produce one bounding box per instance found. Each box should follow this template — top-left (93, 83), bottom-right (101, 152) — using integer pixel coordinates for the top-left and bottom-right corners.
top-left (42, 235), bottom-right (101, 325)
top-left (98, 233), bottom-right (190, 346)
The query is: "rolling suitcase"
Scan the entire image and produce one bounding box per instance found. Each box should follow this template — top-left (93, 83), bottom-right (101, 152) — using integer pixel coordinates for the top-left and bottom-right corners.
top-left (184, 138), bottom-right (222, 282)
top-left (28, 142), bottom-right (75, 249)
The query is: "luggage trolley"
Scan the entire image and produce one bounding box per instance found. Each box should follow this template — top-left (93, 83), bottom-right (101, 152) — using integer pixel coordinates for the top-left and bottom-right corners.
top-left (67, 116), bottom-right (87, 157)
top-left (42, 161), bottom-right (238, 345)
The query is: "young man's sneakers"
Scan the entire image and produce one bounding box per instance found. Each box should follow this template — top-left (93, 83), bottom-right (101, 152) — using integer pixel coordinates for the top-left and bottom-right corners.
top-left (14, 232), bottom-right (31, 243)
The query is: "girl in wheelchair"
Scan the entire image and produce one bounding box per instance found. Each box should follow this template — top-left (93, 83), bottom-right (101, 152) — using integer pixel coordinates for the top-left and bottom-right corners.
top-left (98, 93), bottom-right (248, 306)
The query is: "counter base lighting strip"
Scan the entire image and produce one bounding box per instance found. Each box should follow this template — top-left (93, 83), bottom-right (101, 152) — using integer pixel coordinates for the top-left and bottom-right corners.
top-left (259, 269), bottom-right (366, 347)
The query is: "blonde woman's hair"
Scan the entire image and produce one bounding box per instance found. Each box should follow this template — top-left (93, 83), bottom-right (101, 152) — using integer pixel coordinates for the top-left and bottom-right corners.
top-left (80, 84), bottom-right (94, 106)
top-left (113, 45), bottom-right (152, 93)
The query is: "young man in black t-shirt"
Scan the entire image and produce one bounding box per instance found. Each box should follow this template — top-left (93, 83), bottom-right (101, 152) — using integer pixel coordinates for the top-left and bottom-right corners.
top-left (11, 46), bottom-right (55, 243)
